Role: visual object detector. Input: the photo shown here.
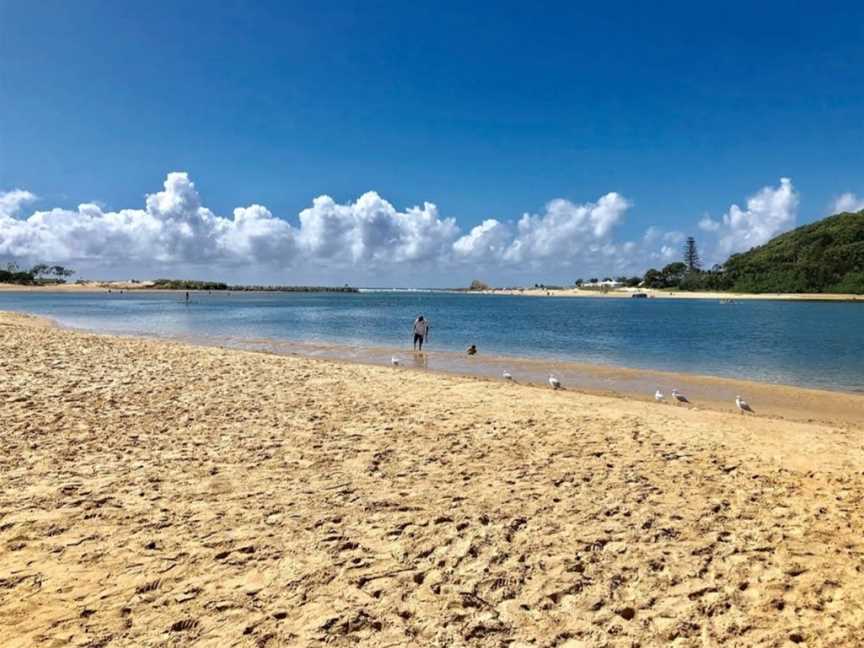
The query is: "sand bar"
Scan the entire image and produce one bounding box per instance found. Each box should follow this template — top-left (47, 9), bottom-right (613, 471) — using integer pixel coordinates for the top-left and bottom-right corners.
top-left (2, 311), bottom-right (864, 646)
top-left (4, 282), bottom-right (864, 301)
top-left (479, 287), bottom-right (864, 302)
top-left (0, 282), bottom-right (161, 292)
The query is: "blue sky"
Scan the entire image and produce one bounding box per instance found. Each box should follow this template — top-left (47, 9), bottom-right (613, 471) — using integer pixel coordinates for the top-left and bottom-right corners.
top-left (1, 1), bottom-right (863, 285)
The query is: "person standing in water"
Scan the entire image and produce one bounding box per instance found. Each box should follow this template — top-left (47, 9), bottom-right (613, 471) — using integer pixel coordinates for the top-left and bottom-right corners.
top-left (412, 315), bottom-right (429, 352)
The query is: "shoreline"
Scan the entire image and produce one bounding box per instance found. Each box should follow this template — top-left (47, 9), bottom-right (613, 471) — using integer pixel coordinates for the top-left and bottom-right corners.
top-left (0, 282), bottom-right (353, 294)
top-left (3, 281), bottom-right (863, 301)
top-left (194, 334), bottom-right (864, 429)
top-left (5, 310), bottom-right (863, 429)
top-left (474, 286), bottom-right (864, 302)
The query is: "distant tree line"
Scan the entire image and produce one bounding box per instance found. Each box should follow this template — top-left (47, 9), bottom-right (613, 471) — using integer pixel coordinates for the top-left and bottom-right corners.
top-left (639, 211), bottom-right (864, 294)
top-left (0, 263), bottom-right (75, 285)
top-left (152, 278), bottom-right (359, 292)
top-left (641, 236), bottom-right (742, 291)
top-left (152, 279), bottom-right (230, 290)
top-left (641, 261), bottom-right (733, 291)
top-left (575, 276), bottom-right (642, 287)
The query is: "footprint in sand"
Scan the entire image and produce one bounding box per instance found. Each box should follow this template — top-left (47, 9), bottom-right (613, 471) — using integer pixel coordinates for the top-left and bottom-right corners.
top-left (135, 579), bottom-right (161, 595)
top-left (169, 618), bottom-right (199, 633)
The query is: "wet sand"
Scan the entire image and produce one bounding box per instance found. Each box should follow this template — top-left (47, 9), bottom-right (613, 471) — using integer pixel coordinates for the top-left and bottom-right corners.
top-left (206, 336), bottom-right (864, 430)
top-left (2, 311), bottom-right (864, 646)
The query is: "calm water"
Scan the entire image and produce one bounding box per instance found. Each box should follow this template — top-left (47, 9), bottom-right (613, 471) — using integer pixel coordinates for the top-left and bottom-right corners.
top-left (1, 290), bottom-right (862, 391)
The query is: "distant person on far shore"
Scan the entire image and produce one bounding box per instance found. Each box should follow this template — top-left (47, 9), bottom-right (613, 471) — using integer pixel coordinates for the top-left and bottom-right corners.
top-left (466, 344), bottom-right (477, 355)
top-left (413, 315), bottom-right (429, 352)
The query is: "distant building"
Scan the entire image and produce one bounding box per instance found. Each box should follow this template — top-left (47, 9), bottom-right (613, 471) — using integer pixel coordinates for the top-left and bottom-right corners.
top-left (576, 279), bottom-right (624, 290)
top-left (582, 279), bottom-right (622, 289)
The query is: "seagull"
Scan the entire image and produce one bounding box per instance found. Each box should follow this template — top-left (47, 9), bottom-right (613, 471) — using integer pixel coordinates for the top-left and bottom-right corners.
top-left (391, 357), bottom-right (400, 366)
top-left (736, 395), bottom-right (754, 415)
top-left (502, 371), bottom-right (513, 381)
top-left (671, 388), bottom-right (689, 406)
top-left (654, 388), bottom-right (665, 403)
top-left (548, 374), bottom-right (561, 390)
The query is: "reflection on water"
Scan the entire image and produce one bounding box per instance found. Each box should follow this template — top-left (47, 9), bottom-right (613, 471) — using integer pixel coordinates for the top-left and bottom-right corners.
top-left (410, 353), bottom-right (429, 370)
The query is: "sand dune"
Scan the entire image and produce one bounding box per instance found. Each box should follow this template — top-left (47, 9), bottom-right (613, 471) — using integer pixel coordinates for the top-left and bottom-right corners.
top-left (1, 311), bottom-right (863, 646)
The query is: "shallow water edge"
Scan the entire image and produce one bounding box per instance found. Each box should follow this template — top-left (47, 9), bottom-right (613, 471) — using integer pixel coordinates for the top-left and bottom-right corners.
top-left (38, 315), bottom-right (864, 431)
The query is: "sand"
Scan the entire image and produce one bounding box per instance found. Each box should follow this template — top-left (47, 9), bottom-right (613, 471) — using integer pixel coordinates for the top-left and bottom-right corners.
top-left (216, 338), bottom-right (864, 430)
top-left (0, 282), bottom-right (158, 292)
top-left (481, 287), bottom-right (864, 302)
top-left (2, 312), bottom-right (864, 647)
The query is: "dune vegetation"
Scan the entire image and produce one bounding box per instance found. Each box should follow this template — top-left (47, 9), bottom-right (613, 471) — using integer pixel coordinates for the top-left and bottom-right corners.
top-left (642, 210), bottom-right (864, 294)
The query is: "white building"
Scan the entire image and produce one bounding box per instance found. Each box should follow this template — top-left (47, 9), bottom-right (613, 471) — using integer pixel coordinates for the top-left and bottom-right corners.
top-left (580, 279), bottom-right (622, 289)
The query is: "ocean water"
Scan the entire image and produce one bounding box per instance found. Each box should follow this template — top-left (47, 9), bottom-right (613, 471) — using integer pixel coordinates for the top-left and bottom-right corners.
top-left (1, 290), bottom-right (862, 392)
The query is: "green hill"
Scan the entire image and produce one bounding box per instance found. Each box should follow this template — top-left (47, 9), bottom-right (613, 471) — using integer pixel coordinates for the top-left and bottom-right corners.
top-left (721, 209), bottom-right (864, 293)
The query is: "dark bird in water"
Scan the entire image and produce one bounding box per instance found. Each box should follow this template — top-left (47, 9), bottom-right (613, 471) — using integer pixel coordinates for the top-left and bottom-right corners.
top-left (671, 388), bottom-right (689, 405)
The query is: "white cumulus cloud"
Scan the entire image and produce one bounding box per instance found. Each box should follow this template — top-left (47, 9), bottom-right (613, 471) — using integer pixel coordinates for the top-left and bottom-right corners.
top-left (697, 215), bottom-right (720, 232)
top-left (698, 178), bottom-right (798, 258)
top-left (506, 193), bottom-right (631, 263)
top-left (221, 204), bottom-right (296, 262)
top-left (0, 172), bottom-right (297, 267)
top-left (831, 192), bottom-right (864, 214)
top-left (638, 227), bottom-right (687, 266)
top-left (297, 191), bottom-right (458, 265)
top-left (451, 192), bottom-right (633, 268)
top-left (452, 219), bottom-right (514, 262)
top-left (0, 189), bottom-right (38, 218)
top-left (2, 173), bottom-right (640, 280)
top-left (1, 171), bottom-right (821, 284)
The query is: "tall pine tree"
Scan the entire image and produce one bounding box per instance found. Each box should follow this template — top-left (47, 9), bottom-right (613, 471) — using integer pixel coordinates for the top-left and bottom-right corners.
top-left (683, 237), bottom-right (701, 271)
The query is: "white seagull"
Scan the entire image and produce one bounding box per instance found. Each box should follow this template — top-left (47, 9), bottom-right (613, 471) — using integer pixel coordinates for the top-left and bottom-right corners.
top-left (736, 395), bottom-right (754, 415)
top-left (502, 371), bottom-right (513, 381)
top-left (654, 388), bottom-right (665, 403)
top-left (671, 388), bottom-right (690, 406)
top-left (391, 357), bottom-right (400, 366)
top-left (548, 374), bottom-right (562, 390)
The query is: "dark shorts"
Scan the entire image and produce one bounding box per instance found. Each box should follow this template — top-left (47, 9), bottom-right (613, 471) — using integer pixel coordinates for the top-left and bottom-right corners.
top-left (413, 333), bottom-right (424, 344)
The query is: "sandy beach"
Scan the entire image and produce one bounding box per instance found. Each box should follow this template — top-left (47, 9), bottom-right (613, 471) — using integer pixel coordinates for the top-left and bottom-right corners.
top-left (0, 282), bottom-right (159, 292)
top-left (217, 337), bottom-right (864, 430)
top-left (2, 311), bottom-right (864, 646)
top-left (483, 287), bottom-right (864, 302)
